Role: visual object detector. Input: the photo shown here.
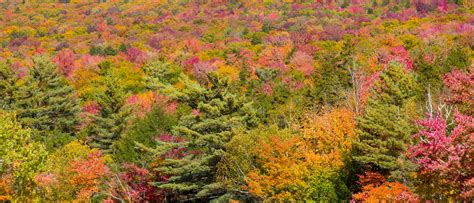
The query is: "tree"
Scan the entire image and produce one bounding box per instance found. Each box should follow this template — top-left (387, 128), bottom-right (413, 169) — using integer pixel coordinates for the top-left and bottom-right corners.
top-left (67, 151), bottom-right (109, 200)
top-left (309, 40), bottom-right (352, 107)
top-left (0, 62), bottom-right (18, 109)
top-left (245, 134), bottom-right (346, 201)
top-left (245, 135), bottom-right (313, 200)
top-left (81, 86), bottom-right (131, 154)
top-left (0, 111), bottom-right (48, 201)
top-left (81, 60), bottom-right (143, 153)
top-left (353, 63), bottom-right (419, 176)
top-left (53, 49), bottom-right (76, 77)
top-left (10, 56), bottom-right (81, 150)
top-left (409, 110), bottom-right (474, 199)
top-left (142, 60), bottom-right (183, 91)
top-left (113, 106), bottom-right (177, 165)
top-left (35, 141), bottom-right (94, 201)
top-left (352, 171), bottom-right (418, 202)
top-left (108, 163), bottom-right (162, 202)
top-left (244, 108), bottom-right (356, 201)
top-left (148, 73), bottom-right (258, 201)
top-left (289, 51), bottom-right (314, 76)
top-left (301, 107), bottom-right (356, 159)
top-left (217, 125), bottom-right (291, 199)
top-left (126, 47), bottom-right (147, 64)
top-left (443, 67), bottom-right (473, 113)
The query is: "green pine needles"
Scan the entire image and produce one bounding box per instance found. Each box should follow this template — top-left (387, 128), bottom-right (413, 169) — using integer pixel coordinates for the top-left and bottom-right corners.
top-left (353, 63), bottom-right (419, 175)
top-left (148, 73), bottom-right (258, 201)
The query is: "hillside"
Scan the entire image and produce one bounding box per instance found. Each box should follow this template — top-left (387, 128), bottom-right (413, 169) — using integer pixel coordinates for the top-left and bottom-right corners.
top-left (0, 1), bottom-right (473, 201)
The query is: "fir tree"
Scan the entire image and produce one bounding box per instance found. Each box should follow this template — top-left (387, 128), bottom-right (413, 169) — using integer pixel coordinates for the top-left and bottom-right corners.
top-left (148, 73), bottom-right (258, 201)
top-left (9, 56), bottom-right (81, 150)
top-left (353, 63), bottom-right (419, 176)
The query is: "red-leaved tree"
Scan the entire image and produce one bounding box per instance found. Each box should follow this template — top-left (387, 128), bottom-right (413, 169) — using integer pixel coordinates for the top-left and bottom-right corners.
top-left (443, 68), bottom-right (473, 112)
top-left (53, 49), bottom-right (76, 77)
top-left (409, 110), bottom-right (474, 199)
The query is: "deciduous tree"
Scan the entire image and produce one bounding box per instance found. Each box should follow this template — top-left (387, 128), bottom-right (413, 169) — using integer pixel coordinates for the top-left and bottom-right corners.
top-left (0, 111), bottom-right (47, 201)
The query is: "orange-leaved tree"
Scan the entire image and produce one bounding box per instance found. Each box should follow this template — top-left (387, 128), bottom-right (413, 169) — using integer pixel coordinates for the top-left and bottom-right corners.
top-left (352, 171), bottom-right (419, 202)
top-left (245, 107), bottom-right (356, 201)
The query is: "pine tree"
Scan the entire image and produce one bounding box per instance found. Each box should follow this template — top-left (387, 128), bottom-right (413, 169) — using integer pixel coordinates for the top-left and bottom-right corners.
top-left (9, 56), bottom-right (81, 150)
top-left (353, 63), bottom-right (418, 176)
top-left (82, 78), bottom-right (131, 154)
top-left (112, 106), bottom-right (177, 165)
top-left (81, 60), bottom-right (144, 154)
top-left (148, 73), bottom-right (258, 201)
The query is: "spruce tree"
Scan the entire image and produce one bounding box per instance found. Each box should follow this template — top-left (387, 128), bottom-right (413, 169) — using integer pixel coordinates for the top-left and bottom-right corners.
top-left (353, 63), bottom-right (418, 176)
top-left (149, 73), bottom-right (258, 201)
top-left (9, 56), bottom-right (81, 150)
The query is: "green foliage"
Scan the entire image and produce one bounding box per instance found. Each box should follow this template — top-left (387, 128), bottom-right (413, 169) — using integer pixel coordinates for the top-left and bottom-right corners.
top-left (445, 47), bottom-right (470, 71)
top-left (82, 99), bottom-right (131, 154)
top-left (0, 62), bottom-right (17, 109)
top-left (306, 170), bottom-right (343, 201)
top-left (309, 40), bottom-right (352, 107)
top-left (148, 73), bottom-right (258, 201)
top-left (89, 45), bottom-right (118, 56)
top-left (38, 141), bottom-right (94, 201)
top-left (0, 111), bottom-right (48, 200)
top-left (0, 1), bottom-right (472, 201)
top-left (414, 56), bottom-right (446, 92)
top-left (142, 60), bottom-right (184, 91)
top-left (8, 56), bottom-right (81, 150)
top-left (217, 125), bottom-right (290, 193)
top-left (353, 63), bottom-right (418, 176)
top-left (113, 106), bottom-right (177, 165)
top-left (81, 60), bottom-right (145, 153)
top-left (414, 46), bottom-right (470, 93)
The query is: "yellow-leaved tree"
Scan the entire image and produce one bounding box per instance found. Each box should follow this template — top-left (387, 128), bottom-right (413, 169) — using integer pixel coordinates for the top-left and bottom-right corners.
top-left (243, 107), bottom-right (356, 201)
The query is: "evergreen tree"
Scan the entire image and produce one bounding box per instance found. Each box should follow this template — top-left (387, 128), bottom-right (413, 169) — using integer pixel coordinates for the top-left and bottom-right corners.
top-left (142, 60), bottom-right (183, 91)
top-left (112, 106), bottom-right (177, 165)
top-left (9, 56), bottom-right (81, 150)
top-left (82, 111), bottom-right (129, 154)
top-left (0, 62), bottom-right (17, 109)
top-left (309, 40), bottom-right (352, 107)
top-left (82, 78), bottom-right (131, 154)
top-left (81, 60), bottom-right (144, 154)
top-left (148, 73), bottom-right (258, 201)
top-left (353, 63), bottom-right (418, 176)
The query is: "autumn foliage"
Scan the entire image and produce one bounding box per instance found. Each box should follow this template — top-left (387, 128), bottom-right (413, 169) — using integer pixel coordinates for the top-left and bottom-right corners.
top-left (352, 172), bottom-right (419, 202)
top-left (0, 0), bottom-right (472, 202)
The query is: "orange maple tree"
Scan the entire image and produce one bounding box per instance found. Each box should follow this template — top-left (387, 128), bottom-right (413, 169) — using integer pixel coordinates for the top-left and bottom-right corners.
top-left (245, 108), bottom-right (356, 200)
top-left (67, 151), bottom-right (110, 200)
top-left (352, 171), bottom-right (419, 202)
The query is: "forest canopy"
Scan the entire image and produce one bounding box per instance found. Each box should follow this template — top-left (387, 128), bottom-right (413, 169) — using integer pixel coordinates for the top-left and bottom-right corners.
top-left (0, 0), bottom-right (473, 202)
